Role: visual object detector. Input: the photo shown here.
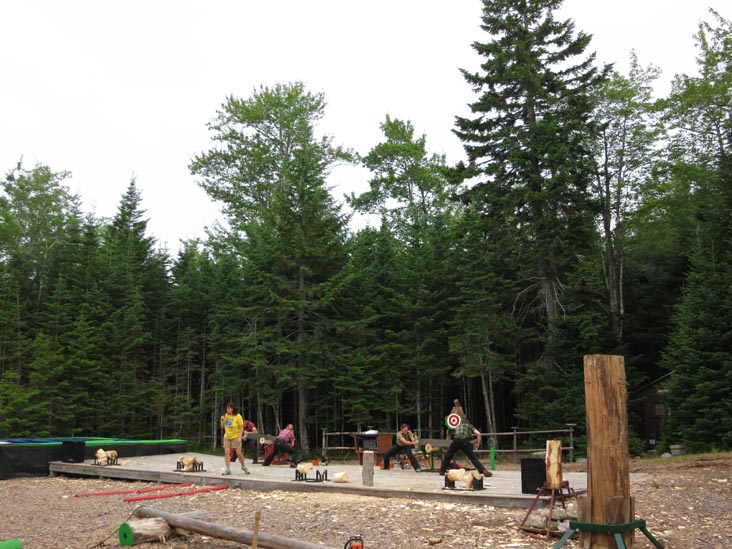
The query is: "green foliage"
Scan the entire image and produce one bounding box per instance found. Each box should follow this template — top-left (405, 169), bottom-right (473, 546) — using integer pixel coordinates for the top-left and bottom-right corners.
top-left (454, 0), bottom-right (610, 429)
top-left (0, 7), bottom-right (730, 455)
top-left (658, 10), bottom-right (732, 453)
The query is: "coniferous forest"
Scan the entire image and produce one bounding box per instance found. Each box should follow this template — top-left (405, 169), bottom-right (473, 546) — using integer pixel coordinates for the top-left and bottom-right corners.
top-left (1, 2), bottom-right (731, 456)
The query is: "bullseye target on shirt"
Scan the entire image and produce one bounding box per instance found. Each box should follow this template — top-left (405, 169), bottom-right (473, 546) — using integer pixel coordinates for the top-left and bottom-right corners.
top-left (445, 413), bottom-right (462, 429)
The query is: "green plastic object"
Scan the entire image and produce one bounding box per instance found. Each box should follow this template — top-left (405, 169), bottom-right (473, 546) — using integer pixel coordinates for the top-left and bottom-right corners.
top-left (553, 519), bottom-right (664, 549)
top-left (490, 445), bottom-right (496, 471)
top-left (0, 540), bottom-right (23, 549)
top-left (118, 522), bottom-right (134, 546)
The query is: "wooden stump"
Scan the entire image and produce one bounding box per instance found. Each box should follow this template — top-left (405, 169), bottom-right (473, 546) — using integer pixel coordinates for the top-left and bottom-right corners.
top-left (362, 450), bottom-right (374, 486)
top-left (583, 354), bottom-right (633, 548)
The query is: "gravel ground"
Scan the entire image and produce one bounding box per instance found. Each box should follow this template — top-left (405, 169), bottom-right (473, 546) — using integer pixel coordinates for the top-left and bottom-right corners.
top-left (2, 453), bottom-right (731, 548)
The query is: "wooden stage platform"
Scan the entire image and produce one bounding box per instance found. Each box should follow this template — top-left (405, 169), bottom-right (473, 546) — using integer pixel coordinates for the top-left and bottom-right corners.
top-left (49, 452), bottom-right (588, 509)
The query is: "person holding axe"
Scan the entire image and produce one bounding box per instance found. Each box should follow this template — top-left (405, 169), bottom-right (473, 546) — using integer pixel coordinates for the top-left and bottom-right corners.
top-left (438, 420), bottom-right (491, 477)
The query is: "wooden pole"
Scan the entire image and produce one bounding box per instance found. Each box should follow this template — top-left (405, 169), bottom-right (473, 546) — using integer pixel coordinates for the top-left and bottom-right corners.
top-left (253, 510), bottom-right (261, 549)
top-left (133, 506), bottom-right (336, 549)
top-left (582, 355), bottom-right (633, 548)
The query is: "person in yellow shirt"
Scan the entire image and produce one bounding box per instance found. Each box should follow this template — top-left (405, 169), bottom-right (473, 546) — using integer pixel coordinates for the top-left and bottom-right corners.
top-left (220, 403), bottom-right (248, 475)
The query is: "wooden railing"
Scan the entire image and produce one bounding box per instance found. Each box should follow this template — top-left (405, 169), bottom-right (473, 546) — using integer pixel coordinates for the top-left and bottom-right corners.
top-left (320, 430), bottom-right (362, 460)
top-left (322, 424), bottom-right (577, 463)
top-left (475, 425), bottom-right (577, 463)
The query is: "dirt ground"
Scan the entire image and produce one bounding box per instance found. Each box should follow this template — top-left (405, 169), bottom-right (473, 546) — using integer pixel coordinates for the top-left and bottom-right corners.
top-left (2, 453), bottom-right (731, 548)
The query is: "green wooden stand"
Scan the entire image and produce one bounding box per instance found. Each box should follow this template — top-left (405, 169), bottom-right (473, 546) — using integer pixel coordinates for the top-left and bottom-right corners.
top-left (553, 519), bottom-right (664, 549)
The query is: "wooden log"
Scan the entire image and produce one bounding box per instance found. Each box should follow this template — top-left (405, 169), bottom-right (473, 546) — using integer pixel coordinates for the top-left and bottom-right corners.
top-left (133, 506), bottom-right (336, 549)
top-left (362, 450), bottom-right (374, 486)
top-left (296, 462), bottom-right (312, 475)
top-left (545, 439), bottom-right (563, 489)
top-left (464, 470), bottom-right (482, 490)
top-left (119, 517), bottom-right (172, 546)
top-left (446, 469), bottom-right (465, 482)
top-left (583, 354), bottom-right (632, 548)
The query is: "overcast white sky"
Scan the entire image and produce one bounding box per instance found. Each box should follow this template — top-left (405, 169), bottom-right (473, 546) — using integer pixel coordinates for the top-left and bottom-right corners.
top-left (1, 1), bottom-right (727, 253)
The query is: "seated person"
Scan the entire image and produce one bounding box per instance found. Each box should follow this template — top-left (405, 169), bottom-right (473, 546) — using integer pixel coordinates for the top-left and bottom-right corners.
top-left (381, 423), bottom-right (422, 472)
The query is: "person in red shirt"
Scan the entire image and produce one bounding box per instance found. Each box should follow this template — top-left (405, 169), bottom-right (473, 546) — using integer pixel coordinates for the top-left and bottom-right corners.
top-left (231, 417), bottom-right (259, 465)
top-left (263, 423), bottom-right (298, 468)
top-left (242, 418), bottom-right (259, 464)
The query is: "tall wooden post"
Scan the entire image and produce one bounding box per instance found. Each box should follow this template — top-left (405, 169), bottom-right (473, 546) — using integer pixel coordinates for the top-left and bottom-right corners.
top-left (582, 355), bottom-right (633, 548)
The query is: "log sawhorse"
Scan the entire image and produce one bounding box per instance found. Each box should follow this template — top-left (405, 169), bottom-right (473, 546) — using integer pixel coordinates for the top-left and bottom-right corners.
top-left (553, 519), bottom-right (664, 549)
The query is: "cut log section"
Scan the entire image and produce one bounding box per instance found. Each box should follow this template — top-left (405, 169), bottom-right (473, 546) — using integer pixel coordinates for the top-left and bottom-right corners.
top-left (465, 470), bottom-right (483, 490)
top-left (422, 440), bottom-right (447, 454)
top-left (446, 468), bottom-right (482, 489)
top-left (332, 471), bottom-right (349, 483)
top-left (296, 462), bottom-right (313, 475)
top-left (119, 517), bottom-right (172, 546)
top-left (545, 440), bottom-right (563, 489)
top-left (446, 469), bottom-right (465, 482)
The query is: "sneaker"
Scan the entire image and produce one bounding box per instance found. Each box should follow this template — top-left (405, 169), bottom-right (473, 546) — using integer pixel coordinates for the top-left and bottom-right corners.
top-left (222, 469), bottom-right (232, 476)
top-left (438, 470), bottom-right (446, 476)
top-left (482, 470), bottom-right (492, 477)
top-left (252, 460), bottom-right (259, 464)
top-left (242, 466), bottom-right (250, 474)
top-left (290, 462), bottom-right (298, 468)
top-left (415, 468), bottom-right (422, 473)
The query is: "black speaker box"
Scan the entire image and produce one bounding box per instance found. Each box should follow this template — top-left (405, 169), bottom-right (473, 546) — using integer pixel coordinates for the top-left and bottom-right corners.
top-left (520, 457), bottom-right (546, 494)
top-left (61, 440), bottom-right (86, 463)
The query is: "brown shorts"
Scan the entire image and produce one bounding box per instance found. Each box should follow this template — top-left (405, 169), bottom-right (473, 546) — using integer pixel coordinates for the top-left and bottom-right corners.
top-left (223, 437), bottom-right (242, 449)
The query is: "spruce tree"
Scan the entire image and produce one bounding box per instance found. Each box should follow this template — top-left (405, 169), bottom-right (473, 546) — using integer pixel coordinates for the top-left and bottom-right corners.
top-left (454, 0), bottom-right (608, 427)
top-left (192, 83), bottom-right (350, 449)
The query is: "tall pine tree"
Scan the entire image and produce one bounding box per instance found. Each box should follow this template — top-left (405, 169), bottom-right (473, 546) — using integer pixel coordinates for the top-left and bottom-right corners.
top-left (454, 0), bottom-right (608, 428)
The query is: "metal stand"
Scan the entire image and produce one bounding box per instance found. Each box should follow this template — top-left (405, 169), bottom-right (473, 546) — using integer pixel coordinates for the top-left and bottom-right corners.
top-left (553, 519), bottom-right (664, 549)
top-left (294, 469), bottom-right (329, 482)
top-left (519, 480), bottom-right (577, 539)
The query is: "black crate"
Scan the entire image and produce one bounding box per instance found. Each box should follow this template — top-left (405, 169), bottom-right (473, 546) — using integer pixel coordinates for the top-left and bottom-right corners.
top-left (61, 440), bottom-right (86, 463)
top-left (362, 437), bottom-right (377, 451)
top-left (520, 457), bottom-right (546, 494)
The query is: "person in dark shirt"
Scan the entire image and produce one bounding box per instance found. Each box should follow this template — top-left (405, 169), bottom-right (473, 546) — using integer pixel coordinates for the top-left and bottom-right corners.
top-left (439, 421), bottom-right (491, 476)
top-left (381, 423), bottom-right (422, 472)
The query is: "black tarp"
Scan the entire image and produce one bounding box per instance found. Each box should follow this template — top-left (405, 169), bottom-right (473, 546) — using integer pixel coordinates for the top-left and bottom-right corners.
top-left (0, 437), bottom-right (187, 478)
